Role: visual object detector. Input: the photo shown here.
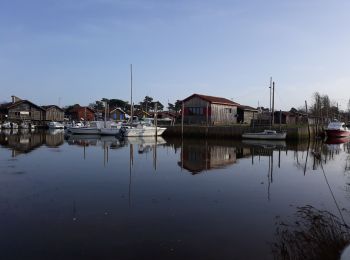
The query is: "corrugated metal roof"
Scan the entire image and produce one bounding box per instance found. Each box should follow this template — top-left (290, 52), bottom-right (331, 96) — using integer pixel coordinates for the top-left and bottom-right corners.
top-left (41, 105), bottom-right (64, 111)
top-left (0, 100), bottom-right (45, 111)
top-left (183, 94), bottom-right (239, 106)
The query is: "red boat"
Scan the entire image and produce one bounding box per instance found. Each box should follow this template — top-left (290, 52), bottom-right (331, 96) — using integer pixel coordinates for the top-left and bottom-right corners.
top-left (325, 136), bottom-right (350, 144)
top-left (325, 121), bottom-right (350, 138)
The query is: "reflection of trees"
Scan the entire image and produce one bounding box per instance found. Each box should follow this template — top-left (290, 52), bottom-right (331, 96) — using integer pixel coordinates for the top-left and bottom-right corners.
top-left (272, 205), bottom-right (350, 260)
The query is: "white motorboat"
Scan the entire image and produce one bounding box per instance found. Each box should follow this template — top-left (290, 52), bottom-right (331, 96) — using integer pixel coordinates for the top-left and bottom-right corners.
top-left (325, 121), bottom-right (350, 138)
top-left (122, 124), bottom-right (166, 137)
top-left (48, 121), bottom-right (65, 129)
top-left (242, 130), bottom-right (287, 140)
top-left (65, 121), bottom-right (84, 132)
top-left (122, 117), bottom-right (166, 137)
top-left (100, 122), bottom-right (122, 135)
top-left (70, 121), bottom-right (103, 135)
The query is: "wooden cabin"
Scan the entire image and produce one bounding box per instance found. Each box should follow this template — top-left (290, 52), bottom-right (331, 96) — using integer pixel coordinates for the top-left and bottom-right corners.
top-left (110, 107), bottom-right (128, 121)
top-left (237, 105), bottom-right (259, 124)
top-left (66, 105), bottom-right (95, 121)
top-left (0, 96), bottom-right (45, 123)
top-left (42, 105), bottom-right (64, 122)
top-left (182, 94), bottom-right (239, 125)
top-left (274, 111), bottom-right (308, 125)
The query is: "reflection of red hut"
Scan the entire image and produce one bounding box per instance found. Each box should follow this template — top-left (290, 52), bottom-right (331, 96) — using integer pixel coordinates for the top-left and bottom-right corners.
top-left (179, 144), bottom-right (237, 174)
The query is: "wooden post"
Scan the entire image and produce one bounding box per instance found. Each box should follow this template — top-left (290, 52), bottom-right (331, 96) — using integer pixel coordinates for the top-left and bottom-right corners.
top-left (104, 101), bottom-right (107, 128)
top-left (206, 103), bottom-right (209, 137)
top-left (155, 102), bottom-right (158, 136)
top-left (279, 109), bottom-right (282, 131)
top-left (181, 101), bottom-right (184, 138)
top-left (305, 100), bottom-right (310, 139)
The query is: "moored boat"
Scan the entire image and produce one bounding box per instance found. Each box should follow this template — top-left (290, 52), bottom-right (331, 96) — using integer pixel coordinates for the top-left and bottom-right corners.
top-left (242, 130), bottom-right (287, 140)
top-left (325, 121), bottom-right (350, 138)
top-left (123, 124), bottom-right (166, 137)
top-left (48, 121), bottom-right (64, 129)
top-left (100, 122), bottom-right (122, 135)
top-left (70, 121), bottom-right (103, 135)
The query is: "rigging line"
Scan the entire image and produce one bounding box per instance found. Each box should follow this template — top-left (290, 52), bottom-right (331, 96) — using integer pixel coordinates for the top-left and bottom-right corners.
top-left (320, 160), bottom-right (348, 228)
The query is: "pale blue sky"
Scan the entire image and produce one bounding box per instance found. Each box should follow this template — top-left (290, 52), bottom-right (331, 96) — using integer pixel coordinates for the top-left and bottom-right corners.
top-left (1, 0), bottom-right (350, 110)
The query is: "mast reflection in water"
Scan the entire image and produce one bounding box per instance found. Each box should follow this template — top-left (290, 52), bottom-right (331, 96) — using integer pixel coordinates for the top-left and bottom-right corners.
top-left (0, 131), bottom-right (350, 260)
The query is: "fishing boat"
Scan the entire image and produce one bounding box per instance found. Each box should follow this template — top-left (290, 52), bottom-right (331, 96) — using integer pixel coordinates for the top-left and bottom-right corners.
top-left (325, 121), bottom-right (350, 138)
top-left (48, 121), bottom-right (64, 129)
top-left (242, 130), bottom-right (287, 140)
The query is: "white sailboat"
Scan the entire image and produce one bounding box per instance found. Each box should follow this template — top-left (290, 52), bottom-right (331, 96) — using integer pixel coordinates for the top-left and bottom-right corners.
top-left (123, 64), bottom-right (167, 137)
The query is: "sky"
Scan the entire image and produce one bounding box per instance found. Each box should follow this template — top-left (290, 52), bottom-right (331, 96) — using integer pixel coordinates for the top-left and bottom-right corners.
top-left (1, 0), bottom-right (350, 111)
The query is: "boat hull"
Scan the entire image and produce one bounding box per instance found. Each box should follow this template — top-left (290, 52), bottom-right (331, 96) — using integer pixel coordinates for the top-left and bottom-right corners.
top-left (124, 127), bottom-right (166, 137)
top-left (70, 127), bottom-right (100, 135)
top-left (48, 122), bottom-right (64, 129)
top-left (100, 128), bottom-right (120, 135)
top-left (325, 129), bottom-right (350, 138)
top-left (325, 136), bottom-right (350, 144)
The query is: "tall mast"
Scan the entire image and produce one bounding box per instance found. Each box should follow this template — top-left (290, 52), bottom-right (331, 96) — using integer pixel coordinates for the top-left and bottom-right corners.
top-left (269, 77), bottom-right (272, 113)
top-left (269, 77), bottom-right (272, 128)
top-left (272, 81), bottom-right (275, 125)
top-left (130, 64), bottom-right (133, 123)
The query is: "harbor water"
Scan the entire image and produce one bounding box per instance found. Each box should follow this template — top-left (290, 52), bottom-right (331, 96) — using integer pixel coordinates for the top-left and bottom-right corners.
top-left (0, 129), bottom-right (350, 259)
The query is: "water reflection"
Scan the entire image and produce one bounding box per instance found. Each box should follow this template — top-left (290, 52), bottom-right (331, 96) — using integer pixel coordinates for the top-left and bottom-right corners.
top-left (178, 139), bottom-right (238, 174)
top-left (176, 138), bottom-right (289, 175)
top-left (1, 133), bottom-right (350, 259)
top-left (0, 129), bottom-right (64, 156)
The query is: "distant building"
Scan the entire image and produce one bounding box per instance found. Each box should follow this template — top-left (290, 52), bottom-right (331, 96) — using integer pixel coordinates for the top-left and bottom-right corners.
top-left (182, 94), bottom-right (239, 125)
top-left (0, 96), bottom-right (45, 123)
top-left (237, 105), bottom-right (259, 124)
top-left (66, 105), bottom-right (95, 121)
top-left (274, 111), bottom-right (308, 125)
top-left (110, 107), bottom-right (128, 121)
top-left (41, 105), bottom-right (64, 122)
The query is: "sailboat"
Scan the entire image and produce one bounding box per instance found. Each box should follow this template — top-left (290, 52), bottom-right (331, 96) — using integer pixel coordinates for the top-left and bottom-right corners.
top-left (242, 79), bottom-right (287, 140)
top-left (122, 64), bottom-right (166, 137)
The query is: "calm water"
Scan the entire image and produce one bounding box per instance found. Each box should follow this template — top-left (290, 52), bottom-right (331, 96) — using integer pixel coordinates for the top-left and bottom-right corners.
top-left (1, 129), bottom-right (350, 260)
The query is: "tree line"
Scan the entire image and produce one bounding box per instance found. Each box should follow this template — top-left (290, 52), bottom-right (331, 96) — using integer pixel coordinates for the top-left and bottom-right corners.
top-left (70, 96), bottom-right (184, 114)
top-left (309, 92), bottom-right (350, 122)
